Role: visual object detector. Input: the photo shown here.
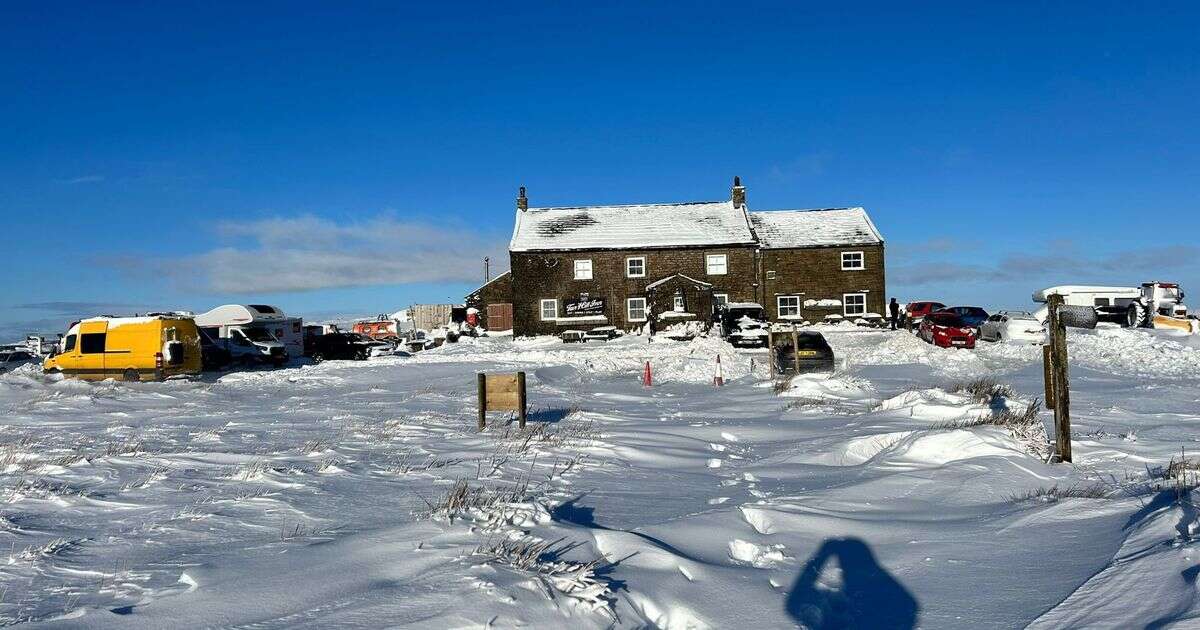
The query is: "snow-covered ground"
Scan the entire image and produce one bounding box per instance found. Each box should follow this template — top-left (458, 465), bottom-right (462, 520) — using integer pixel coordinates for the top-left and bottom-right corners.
top-left (2, 324), bottom-right (1200, 627)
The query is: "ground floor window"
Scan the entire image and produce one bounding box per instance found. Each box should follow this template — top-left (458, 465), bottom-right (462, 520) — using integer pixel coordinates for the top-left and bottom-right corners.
top-left (627, 297), bottom-right (647, 322)
top-left (540, 299), bottom-right (558, 320)
top-left (778, 295), bottom-right (801, 318)
top-left (843, 293), bottom-right (867, 316)
top-left (673, 295), bottom-right (685, 312)
top-left (713, 293), bottom-right (729, 307)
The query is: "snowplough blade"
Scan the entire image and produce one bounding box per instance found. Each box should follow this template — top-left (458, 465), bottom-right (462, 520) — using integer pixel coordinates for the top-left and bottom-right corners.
top-left (1152, 314), bottom-right (1200, 334)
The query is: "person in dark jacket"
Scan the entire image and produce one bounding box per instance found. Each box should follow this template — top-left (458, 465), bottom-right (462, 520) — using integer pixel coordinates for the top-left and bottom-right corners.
top-left (889, 298), bottom-right (900, 330)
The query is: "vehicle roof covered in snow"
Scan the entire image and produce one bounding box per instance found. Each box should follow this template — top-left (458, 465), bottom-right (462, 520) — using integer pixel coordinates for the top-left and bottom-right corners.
top-left (749, 207), bottom-right (883, 249)
top-left (510, 200), bottom-right (757, 252)
top-left (1032, 286), bottom-right (1141, 302)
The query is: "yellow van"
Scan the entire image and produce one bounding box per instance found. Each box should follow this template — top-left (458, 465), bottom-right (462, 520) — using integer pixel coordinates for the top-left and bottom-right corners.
top-left (43, 315), bottom-right (203, 382)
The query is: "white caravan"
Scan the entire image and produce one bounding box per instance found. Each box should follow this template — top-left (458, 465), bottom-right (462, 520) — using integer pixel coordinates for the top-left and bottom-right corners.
top-left (194, 304), bottom-right (298, 365)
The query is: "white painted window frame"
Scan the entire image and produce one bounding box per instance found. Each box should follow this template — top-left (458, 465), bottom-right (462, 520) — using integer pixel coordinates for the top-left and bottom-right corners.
top-left (626, 256), bottom-right (646, 278)
top-left (540, 299), bottom-right (558, 321)
top-left (841, 251), bottom-right (865, 271)
top-left (777, 295), bottom-right (801, 318)
top-left (627, 297), bottom-right (648, 322)
top-left (713, 293), bottom-right (729, 306)
top-left (843, 293), bottom-right (867, 317)
top-left (706, 253), bottom-right (728, 275)
top-left (574, 259), bottom-right (593, 280)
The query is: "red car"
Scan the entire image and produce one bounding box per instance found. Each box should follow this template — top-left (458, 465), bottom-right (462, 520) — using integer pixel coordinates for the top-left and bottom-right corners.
top-left (904, 301), bottom-right (946, 329)
top-left (918, 310), bottom-right (977, 349)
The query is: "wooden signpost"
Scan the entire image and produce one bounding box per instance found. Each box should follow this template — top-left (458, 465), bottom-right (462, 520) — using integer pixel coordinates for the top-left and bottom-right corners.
top-left (477, 371), bottom-right (527, 429)
top-left (1043, 295), bottom-right (1096, 463)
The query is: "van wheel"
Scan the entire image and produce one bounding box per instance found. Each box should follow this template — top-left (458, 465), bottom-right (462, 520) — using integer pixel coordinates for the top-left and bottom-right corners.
top-left (122, 369), bottom-right (140, 382)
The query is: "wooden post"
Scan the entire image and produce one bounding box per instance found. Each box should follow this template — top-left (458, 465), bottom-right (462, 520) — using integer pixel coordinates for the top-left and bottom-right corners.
top-left (1048, 294), bottom-right (1071, 462)
top-left (1042, 344), bottom-right (1055, 410)
top-left (517, 371), bottom-right (527, 429)
top-left (791, 328), bottom-right (800, 375)
top-left (477, 372), bottom-right (487, 430)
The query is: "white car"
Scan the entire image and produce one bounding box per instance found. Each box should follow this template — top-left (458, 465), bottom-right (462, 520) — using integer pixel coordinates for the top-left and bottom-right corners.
top-left (980, 311), bottom-right (1046, 344)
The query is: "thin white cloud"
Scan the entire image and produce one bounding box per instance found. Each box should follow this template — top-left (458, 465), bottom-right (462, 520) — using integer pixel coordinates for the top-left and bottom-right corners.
top-left (58, 175), bottom-right (105, 185)
top-left (115, 214), bottom-right (508, 294)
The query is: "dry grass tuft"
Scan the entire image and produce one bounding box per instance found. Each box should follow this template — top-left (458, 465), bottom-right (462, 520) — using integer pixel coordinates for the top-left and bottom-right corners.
top-left (953, 378), bottom-right (1015, 405)
top-left (1008, 483), bottom-right (1110, 502)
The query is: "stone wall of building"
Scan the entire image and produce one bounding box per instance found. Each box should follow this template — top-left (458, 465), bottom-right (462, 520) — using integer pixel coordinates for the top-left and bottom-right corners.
top-left (465, 271), bottom-right (513, 329)
top-left (759, 244), bottom-right (887, 322)
top-left (510, 245), bottom-right (757, 336)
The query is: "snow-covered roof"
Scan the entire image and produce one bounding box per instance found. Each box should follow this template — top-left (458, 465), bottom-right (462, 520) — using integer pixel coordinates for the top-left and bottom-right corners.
top-left (749, 207), bottom-right (883, 249)
top-left (510, 200), bottom-right (756, 252)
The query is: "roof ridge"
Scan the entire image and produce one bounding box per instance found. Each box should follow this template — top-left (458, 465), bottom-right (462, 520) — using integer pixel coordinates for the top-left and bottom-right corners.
top-left (750, 206), bottom-right (862, 215)
top-left (528, 200), bottom-right (728, 212)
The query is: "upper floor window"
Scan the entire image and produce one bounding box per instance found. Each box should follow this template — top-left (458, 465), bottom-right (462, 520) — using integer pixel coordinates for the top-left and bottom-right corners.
top-left (626, 257), bottom-right (646, 278)
top-left (841, 251), bottom-right (865, 270)
top-left (540, 299), bottom-right (558, 320)
top-left (844, 293), bottom-right (867, 316)
top-left (706, 254), bottom-right (727, 275)
top-left (574, 259), bottom-right (593, 280)
top-left (766, 270), bottom-right (776, 280)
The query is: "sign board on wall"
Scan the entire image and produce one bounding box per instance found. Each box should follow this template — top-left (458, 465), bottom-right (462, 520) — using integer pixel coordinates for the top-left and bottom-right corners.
top-left (564, 297), bottom-right (605, 318)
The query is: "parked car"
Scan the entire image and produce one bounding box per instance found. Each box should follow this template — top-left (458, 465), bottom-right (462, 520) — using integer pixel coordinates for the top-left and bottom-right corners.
top-left (979, 311), bottom-right (1045, 344)
top-left (0, 350), bottom-right (36, 374)
top-left (305, 332), bottom-right (372, 363)
top-left (903, 301), bottom-right (946, 329)
top-left (199, 330), bottom-right (233, 371)
top-left (772, 331), bottom-right (835, 374)
top-left (717, 302), bottom-right (770, 348)
top-left (918, 311), bottom-right (977, 349)
top-left (942, 306), bottom-right (990, 331)
top-left (347, 333), bottom-right (401, 357)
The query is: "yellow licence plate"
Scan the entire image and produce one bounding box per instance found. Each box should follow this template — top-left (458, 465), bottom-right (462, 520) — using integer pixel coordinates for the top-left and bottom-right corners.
top-left (796, 350), bottom-right (818, 357)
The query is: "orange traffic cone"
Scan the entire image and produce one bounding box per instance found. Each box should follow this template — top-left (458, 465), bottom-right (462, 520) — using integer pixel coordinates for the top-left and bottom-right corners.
top-left (714, 355), bottom-right (724, 387)
top-left (643, 360), bottom-right (653, 387)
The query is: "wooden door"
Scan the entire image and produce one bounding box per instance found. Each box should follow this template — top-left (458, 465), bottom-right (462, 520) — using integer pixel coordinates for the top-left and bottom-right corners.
top-left (486, 303), bottom-right (513, 331)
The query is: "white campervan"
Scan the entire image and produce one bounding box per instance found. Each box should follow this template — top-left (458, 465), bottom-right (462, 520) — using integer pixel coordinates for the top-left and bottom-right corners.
top-left (194, 304), bottom-right (300, 365)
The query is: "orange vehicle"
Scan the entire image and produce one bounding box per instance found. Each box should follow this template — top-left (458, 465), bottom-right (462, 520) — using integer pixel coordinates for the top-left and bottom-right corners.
top-left (352, 318), bottom-right (398, 340)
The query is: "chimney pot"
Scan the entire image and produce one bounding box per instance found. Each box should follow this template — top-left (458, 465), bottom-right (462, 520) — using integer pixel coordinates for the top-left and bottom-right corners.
top-left (517, 186), bottom-right (528, 212)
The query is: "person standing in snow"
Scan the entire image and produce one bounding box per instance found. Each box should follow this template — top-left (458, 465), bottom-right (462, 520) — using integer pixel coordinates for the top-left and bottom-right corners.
top-left (889, 298), bottom-right (900, 330)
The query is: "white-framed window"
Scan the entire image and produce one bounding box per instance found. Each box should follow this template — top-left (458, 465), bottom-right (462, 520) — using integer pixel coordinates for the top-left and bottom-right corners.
top-left (626, 256), bottom-right (646, 278)
top-left (841, 251), bottom-right (865, 270)
top-left (766, 270), bottom-right (776, 280)
top-left (778, 295), bottom-right (801, 318)
top-left (844, 293), bottom-right (867, 316)
top-left (627, 297), bottom-right (647, 322)
top-left (706, 254), bottom-right (727, 275)
top-left (713, 293), bottom-right (729, 307)
top-left (540, 299), bottom-right (558, 320)
top-left (574, 259), bottom-right (593, 280)
top-left (673, 295), bottom-right (685, 312)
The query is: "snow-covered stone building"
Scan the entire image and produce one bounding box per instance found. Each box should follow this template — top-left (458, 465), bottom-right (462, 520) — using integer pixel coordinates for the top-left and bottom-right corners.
top-left (477, 178), bottom-right (886, 336)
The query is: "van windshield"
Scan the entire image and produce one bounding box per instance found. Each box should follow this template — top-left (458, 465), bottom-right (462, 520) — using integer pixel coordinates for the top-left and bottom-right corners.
top-left (242, 328), bottom-right (276, 343)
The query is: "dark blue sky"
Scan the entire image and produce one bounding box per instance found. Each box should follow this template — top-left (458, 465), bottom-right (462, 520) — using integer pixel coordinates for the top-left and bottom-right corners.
top-left (2, 2), bottom-right (1197, 336)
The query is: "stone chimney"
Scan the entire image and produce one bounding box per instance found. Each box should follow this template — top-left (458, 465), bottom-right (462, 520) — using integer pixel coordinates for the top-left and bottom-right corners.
top-left (731, 176), bottom-right (746, 208)
top-left (517, 186), bottom-right (528, 212)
